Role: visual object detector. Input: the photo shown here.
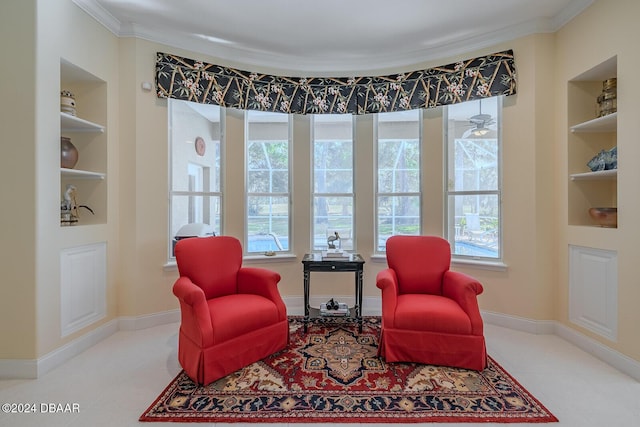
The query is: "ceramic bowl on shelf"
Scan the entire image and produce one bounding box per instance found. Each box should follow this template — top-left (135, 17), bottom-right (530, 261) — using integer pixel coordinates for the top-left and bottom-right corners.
top-left (588, 207), bottom-right (617, 228)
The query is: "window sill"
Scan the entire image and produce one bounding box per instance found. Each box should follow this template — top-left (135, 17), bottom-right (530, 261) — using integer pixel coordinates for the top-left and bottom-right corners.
top-left (163, 253), bottom-right (298, 271)
top-left (452, 258), bottom-right (508, 271)
top-left (243, 253), bottom-right (298, 263)
top-left (369, 254), bottom-right (388, 263)
top-left (366, 254), bottom-right (508, 271)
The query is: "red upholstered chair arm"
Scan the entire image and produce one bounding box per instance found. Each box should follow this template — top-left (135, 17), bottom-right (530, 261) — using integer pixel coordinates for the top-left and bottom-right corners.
top-left (442, 270), bottom-right (484, 335)
top-left (237, 267), bottom-right (286, 320)
top-left (376, 268), bottom-right (399, 328)
top-left (173, 277), bottom-right (214, 347)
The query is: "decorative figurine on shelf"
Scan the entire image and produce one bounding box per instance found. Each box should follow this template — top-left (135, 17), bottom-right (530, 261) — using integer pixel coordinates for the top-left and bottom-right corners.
top-left (60, 184), bottom-right (95, 226)
top-left (327, 231), bottom-right (340, 249)
top-left (60, 90), bottom-right (77, 116)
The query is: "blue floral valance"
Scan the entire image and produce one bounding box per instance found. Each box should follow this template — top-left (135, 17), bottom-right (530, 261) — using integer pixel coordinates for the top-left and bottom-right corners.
top-left (155, 50), bottom-right (516, 114)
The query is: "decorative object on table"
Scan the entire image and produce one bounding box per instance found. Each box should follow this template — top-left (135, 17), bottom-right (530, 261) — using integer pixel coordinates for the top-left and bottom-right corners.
top-left (587, 146), bottom-right (617, 172)
top-left (60, 90), bottom-right (76, 116)
top-left (326, 298), bottom-right (339, 310)
top-left (596, 78), bottom-right (616, 117)
top-left (194, 136), bottom-right (206, 156)
top-left (140, 317), bottom-right (557, 424)
top-left (320, 299), bottom-right (349, 316)
top-left (60, 136), bottom-right (79, 169)
top-left (327, 231), bottom-right (340, 248)
top-left (60, 184), bottom-right (95, 226)
top-left (321, 248), bottom-right (349, 260)
top-left (588, 207), bottom-right (617, 228)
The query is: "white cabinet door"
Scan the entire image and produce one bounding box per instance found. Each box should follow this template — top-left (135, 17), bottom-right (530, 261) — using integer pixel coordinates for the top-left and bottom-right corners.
top-left (569, 245), bottom-right (618, 341)
top-left (60, 242), bottom-right (106, 337)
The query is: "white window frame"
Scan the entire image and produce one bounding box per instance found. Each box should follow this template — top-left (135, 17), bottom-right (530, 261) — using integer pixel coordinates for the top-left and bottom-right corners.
top-left (374, 110), bottom-right (423, 254)
top-left (167, 99), bottom-right (223, 260)
top-left (311, 114), bottom-right (355, 252)
top-left (444, 96), bottom-right (503, 262)
top-left (245, 111), bottom-right (293, 254)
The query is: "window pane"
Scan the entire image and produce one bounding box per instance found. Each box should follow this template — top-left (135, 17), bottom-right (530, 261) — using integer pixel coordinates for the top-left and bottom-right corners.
top-left (377, 195), bottom-right (421, 251)
top-left (169, 99), bottom-right (222, 259)
top-left (447, 139), bottom-right (498, 192)
top-left (447, 194), bottom-right (499, 258)
top-left (445, 97), bottom-right (501, 260)
top-left (247, 141), bottom-right (289, 193)
top-left (246, 110), bottom-right (291, 253)
top-left (170, 194), bottom-right (220, 256)
top-left (247, 196), bottom-right (290, 252)
top-left (378, 140), bottom-right (420, 193)
top-left (314, 140), bottom-right (353, 193)
top-left (312, 114), bottom-right (354, 251)
top-left (313, 196), bottom-right (353, 250)
top-left (376, 109), bottom-right (421, 252)
top-left (170, 101), bottom-right (221, 193)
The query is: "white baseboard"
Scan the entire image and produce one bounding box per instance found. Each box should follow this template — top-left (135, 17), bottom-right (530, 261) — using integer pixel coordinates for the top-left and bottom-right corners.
top-left (555, 322), bottom-right (640, 382)
top-left (118, 309), bottom-right (180, 330)
top-left (481, 310), bottom-right (556, 334)
top-left (2, 297), bottom-right (638, 382)
top-left (0, 319), bottom-right (120, 379)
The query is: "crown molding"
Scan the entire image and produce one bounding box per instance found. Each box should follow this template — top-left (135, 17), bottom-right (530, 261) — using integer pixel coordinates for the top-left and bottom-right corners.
top-left (72, 0), bottom-right (121, 35)
top-left (71, 0), bottom-right (594, 75)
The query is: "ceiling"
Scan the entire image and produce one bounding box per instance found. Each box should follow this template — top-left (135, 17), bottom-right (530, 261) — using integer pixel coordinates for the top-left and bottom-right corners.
top-left (73, 0), bottom-right (593, 74)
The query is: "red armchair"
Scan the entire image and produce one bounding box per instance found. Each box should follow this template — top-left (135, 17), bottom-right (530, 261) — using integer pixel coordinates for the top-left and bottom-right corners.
top-left (173, 236), bottom-right (288, 385)
top-left (376, 235), bottom-right (487, 371)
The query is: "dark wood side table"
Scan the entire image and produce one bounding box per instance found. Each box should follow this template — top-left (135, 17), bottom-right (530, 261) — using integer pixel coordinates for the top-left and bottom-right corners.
top-left (301, 252), bottom-right (365, 332)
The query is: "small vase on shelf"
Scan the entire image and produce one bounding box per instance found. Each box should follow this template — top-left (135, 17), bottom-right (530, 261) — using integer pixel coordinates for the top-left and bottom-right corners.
top-left (61, 137), bottom-right (78, 169)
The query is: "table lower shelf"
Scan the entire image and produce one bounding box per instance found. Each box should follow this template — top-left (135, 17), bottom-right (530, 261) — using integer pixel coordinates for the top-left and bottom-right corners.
top-left (304, 306), bottom-right (362, 332)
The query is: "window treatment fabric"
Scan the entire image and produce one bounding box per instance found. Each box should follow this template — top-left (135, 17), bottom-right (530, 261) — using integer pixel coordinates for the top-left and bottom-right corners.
top-left (156, 50), bottom-right (516, 115)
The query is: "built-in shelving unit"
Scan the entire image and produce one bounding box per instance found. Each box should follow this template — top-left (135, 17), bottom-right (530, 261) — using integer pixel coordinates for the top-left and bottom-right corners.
top-left (566, 56), bottom-right (619, 343)
top-left (58, 60), bottom-right (109, 340)
top-left (60, 59), bottom-right (108, 226)
top-left (567, 56), bottom-right (617, 228)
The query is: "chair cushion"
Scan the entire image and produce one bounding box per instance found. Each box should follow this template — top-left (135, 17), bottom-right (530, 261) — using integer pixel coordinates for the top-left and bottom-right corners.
top-left (208, 294), bottom-right (280, 343)
top-left (394, 294), bottom-right (472, 335)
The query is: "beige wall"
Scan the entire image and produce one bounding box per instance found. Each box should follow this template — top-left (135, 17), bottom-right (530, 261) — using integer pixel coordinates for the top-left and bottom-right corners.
top-left (0, 0), bottom-right (38, 359)
top-left (0, 0), bottom-right (120, 359)
top-left (2, 0), bottom-right (638, 366)
top-left (555, 0), bottom-right (640, 361)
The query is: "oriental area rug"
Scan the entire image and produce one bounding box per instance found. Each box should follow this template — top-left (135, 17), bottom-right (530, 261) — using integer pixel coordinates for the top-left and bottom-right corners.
top-left (140, 317), bottom-right (557, 423)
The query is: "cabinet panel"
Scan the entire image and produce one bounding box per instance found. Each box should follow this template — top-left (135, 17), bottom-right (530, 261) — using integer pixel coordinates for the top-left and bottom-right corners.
top-left (60, 242), bottom-right (107, 337)
top-left (569, 245), bottom-right (617, 341)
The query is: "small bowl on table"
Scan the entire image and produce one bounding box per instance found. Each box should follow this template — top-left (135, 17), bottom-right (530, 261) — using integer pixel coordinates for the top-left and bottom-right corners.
top-left (588, 207), bottom-right (617, 228)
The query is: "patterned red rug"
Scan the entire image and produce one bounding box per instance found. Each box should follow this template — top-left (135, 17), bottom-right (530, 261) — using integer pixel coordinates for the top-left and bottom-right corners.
top-left (140, 317), bottom-right (557, 423)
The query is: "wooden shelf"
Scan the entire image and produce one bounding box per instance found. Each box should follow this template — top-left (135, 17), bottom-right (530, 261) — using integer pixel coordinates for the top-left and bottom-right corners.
top-left (570, 169), bottom-right (617, 180)
top-left (60, 112), bottom-right (104, 133)
top-left (570, 112), bottom-right (617, 133)
top-left (61, 168), bottom-right (105, 180)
